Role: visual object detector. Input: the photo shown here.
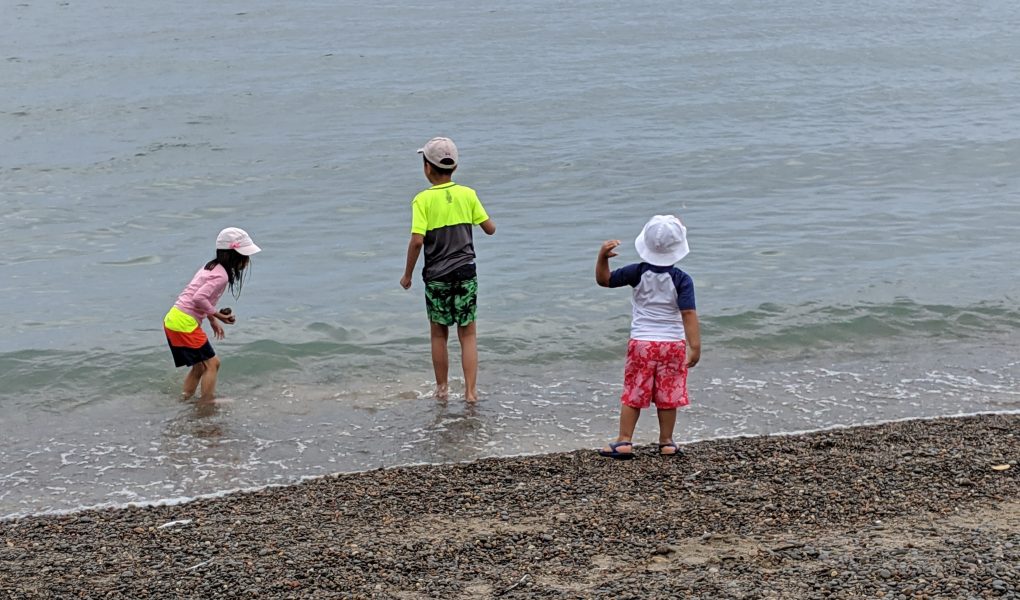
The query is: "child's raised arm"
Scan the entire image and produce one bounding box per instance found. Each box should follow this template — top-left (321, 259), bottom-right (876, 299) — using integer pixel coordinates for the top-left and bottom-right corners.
top-left (595, 239), bottom-right (620, 287)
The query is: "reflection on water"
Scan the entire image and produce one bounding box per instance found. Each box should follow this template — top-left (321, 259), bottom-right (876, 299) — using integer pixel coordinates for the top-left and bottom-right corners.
top-left (192, 400), bottom-right (221, 426)
top-left (161, 400), bottom-right (226, 447)
top-left (155, 398), bottom-right (252, 499)
top-left (415, 398), bottom-right (489, 463)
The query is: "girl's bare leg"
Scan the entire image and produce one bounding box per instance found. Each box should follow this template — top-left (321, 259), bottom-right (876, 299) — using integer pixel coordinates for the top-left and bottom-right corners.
top-left (182, 363), bottom-right (206, 399)
top-left (430, 322), bottom-right (450, 399)
top-left (198, 356), bottom-right (221, 403)
top-left (457, 321), bottom-right (478, 402)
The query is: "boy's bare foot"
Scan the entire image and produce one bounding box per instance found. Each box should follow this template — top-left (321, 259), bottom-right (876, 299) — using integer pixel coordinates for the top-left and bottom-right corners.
top-left (465, 391), bottom-right (478, 403)
top-left (434, 384), bottom-right (449, 400)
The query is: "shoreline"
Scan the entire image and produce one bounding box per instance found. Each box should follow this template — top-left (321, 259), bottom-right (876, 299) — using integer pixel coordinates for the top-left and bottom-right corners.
top-left (7, 409), bottom-right (1017, 523)
top-left (2, 413), bottom-right (1017, 598)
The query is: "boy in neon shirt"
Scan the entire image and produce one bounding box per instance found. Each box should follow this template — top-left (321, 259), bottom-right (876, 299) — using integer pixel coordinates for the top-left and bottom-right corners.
top-left (400, 137), bottom-right (496, 402)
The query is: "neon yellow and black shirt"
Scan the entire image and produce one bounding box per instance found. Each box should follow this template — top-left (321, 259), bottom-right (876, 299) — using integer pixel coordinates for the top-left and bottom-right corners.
top-left (411, 182), bottom-right (489, 282)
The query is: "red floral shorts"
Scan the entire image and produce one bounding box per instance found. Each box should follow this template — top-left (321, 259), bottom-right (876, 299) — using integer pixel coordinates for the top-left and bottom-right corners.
top-left (621, 339), bottom-right (689, 410)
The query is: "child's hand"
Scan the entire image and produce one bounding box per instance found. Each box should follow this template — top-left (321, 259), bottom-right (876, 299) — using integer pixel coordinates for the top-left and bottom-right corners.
top-left (685, 347), bottom-right (700, 368)
top-left (210, 320), bottom-right (226, 340)
top-left (400, 275), bottom-right (412, 290)
top-left (218, 312), bottom-right (236, 325)
top-left (599, 240), bottom-right (621, 258)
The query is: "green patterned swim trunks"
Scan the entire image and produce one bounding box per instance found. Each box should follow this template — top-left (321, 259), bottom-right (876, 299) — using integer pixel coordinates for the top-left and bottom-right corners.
top-left (425, 277), bottom-right (478, 326)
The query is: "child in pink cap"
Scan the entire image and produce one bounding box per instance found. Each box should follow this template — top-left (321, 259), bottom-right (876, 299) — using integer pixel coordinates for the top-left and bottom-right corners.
top-left (163, 227), bottom-right (261, 403)
top-left (596, 215), bottom-right (701, 459)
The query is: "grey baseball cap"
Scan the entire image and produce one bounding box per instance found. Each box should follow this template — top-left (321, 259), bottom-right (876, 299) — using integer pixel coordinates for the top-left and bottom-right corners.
top-left (417, 137), bottom-right (458, 169)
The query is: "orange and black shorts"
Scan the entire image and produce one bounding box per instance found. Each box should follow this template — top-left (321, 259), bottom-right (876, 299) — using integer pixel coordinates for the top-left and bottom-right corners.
top-left (163, 307), bottom-right (215, 367)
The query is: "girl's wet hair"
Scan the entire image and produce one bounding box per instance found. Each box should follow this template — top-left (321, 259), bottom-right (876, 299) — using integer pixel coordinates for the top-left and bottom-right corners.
top-left (205, 249), bottom-right (250, 298)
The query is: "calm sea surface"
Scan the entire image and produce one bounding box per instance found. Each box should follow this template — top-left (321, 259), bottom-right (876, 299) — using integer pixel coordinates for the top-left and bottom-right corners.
top-left (3, 0), bottom-right (1020, 518)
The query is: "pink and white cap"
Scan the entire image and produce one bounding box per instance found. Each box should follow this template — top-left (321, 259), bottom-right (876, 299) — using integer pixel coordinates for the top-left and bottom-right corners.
top-left (215, 227), bottom-right (261, 256)
top-left (417, 136), bottom-right (458, 169)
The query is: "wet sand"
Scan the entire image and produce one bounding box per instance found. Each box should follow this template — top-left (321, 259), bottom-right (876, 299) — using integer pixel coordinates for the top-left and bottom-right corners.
top-left (1, 413), bottom-right (1017, 599)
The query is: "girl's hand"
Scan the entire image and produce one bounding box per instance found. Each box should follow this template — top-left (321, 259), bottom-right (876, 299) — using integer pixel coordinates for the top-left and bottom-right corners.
top-left (218, 312), bottom-right (236, 325)
top-left (599, 239), bottom-right (621, 258)
top-left (211, 320), bottom-right (226, 340)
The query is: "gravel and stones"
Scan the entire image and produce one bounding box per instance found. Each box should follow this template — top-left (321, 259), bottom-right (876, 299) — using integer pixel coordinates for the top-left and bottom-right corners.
top-left (1, 413), bottom-right (1017, 599)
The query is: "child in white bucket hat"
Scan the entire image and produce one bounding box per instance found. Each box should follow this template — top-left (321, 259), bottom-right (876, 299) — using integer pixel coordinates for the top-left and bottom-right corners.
top-left (595, 215), bottom-right (701, 459)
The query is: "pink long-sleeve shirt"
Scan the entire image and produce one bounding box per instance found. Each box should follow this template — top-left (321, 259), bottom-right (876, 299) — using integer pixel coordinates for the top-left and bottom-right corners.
top-left (174, 264), bottom-right (228, 322)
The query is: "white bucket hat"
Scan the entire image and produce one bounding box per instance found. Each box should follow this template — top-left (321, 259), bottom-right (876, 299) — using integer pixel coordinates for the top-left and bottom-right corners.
top-left (417, 136), bottom-right (458, 169)
top-left (215, 227), bottom-right (261, 256)
top-left (634, 215), bottom-right (689, 266)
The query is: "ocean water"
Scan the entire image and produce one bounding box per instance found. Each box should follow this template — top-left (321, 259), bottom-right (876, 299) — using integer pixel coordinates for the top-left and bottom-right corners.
top-left (3, 0), bottom-right (1020, 518)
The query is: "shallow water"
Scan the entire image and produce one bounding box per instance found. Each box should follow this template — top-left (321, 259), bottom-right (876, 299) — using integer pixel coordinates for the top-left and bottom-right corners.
top-left (3, 0), bottom-right (1020, 518)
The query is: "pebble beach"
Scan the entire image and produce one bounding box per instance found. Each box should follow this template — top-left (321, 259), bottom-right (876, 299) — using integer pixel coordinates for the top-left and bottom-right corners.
top-left (2, 413), bottom-right (1017, 599)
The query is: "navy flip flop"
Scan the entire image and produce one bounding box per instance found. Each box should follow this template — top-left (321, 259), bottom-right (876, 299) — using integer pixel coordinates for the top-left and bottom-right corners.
top-left (658, 441), bottom-right (683, 457)
top-left (598, 441), bottom-right (635, 460)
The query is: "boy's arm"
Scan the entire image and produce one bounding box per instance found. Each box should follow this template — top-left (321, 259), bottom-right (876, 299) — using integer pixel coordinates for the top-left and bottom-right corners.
top-left (479, 218), bottom-right (496, 235)
top-left (400, 234), bottom-right (425, 289)
top-left (681, 309), bottom-right (701, 368)
top-left (595, 239), bottom-right (620, 287)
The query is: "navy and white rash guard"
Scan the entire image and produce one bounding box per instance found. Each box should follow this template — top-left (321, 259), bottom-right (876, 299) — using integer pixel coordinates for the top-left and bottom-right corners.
top-left (609, 263), bottom-right (696, 342)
